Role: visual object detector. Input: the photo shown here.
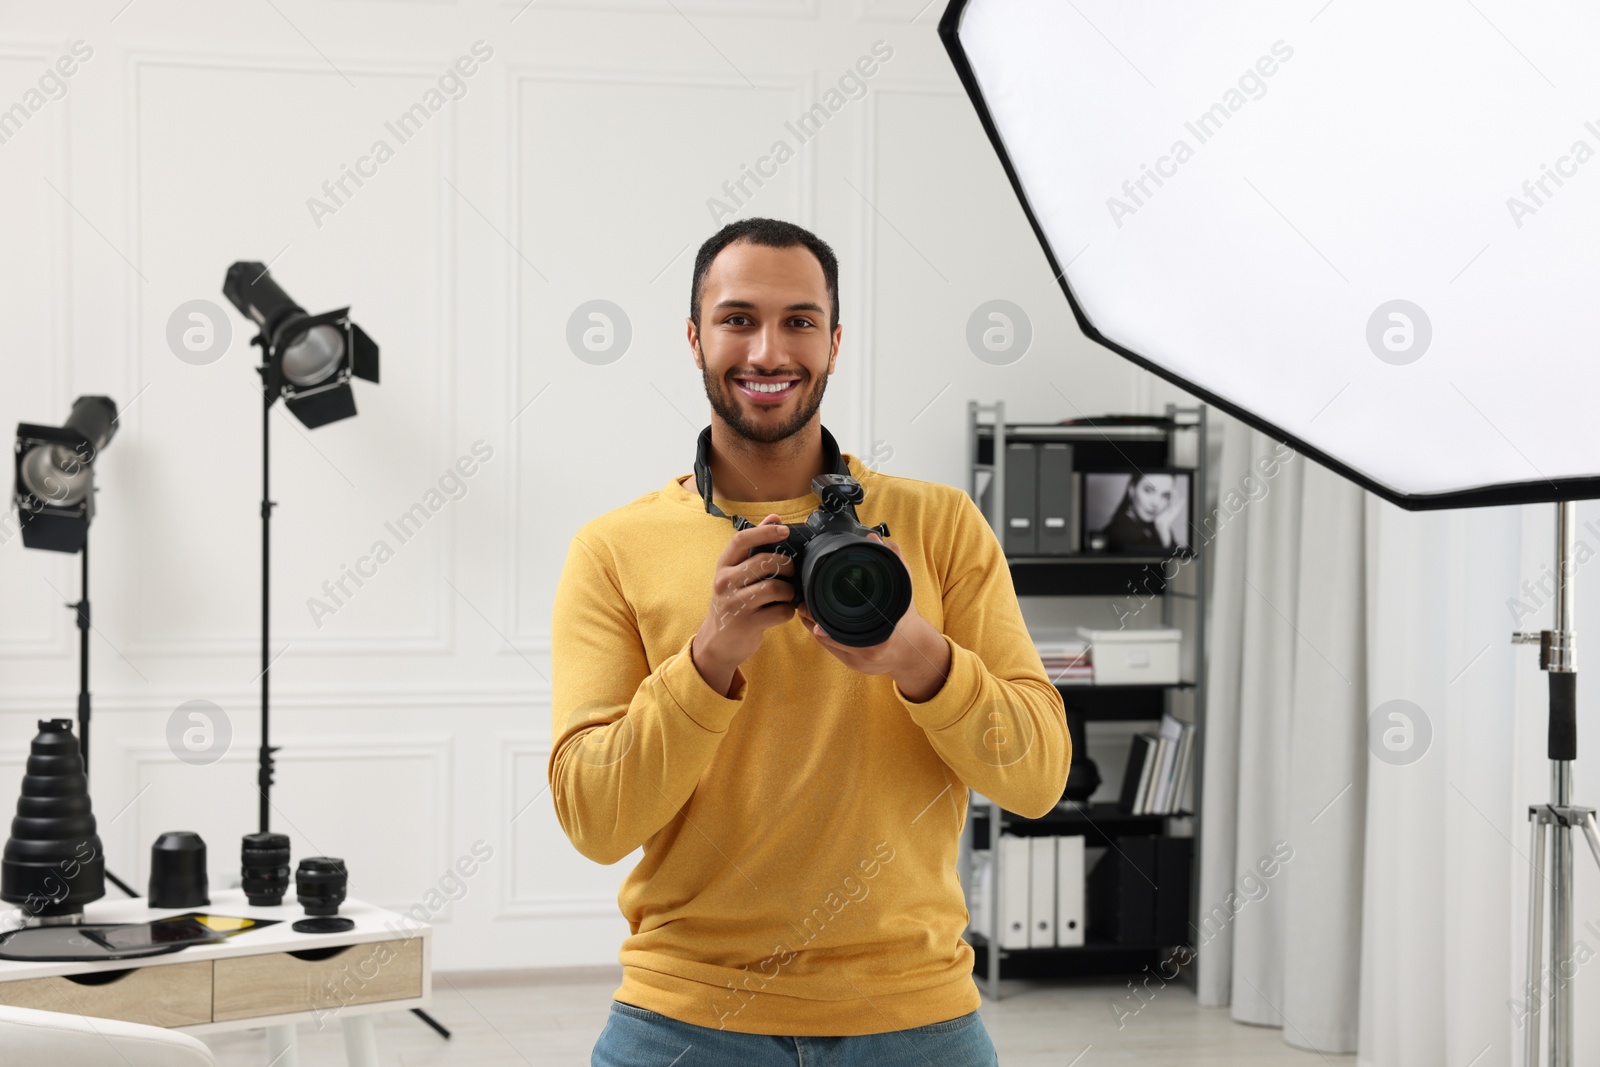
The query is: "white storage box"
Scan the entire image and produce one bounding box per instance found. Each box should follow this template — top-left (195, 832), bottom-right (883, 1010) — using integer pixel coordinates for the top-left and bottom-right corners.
top-left (1076, 626), bottom-right (1181, 685)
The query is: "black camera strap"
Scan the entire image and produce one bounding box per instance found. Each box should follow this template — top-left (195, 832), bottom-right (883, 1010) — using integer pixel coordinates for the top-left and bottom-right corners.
top-left (694, 424), bottom-right (853, 527)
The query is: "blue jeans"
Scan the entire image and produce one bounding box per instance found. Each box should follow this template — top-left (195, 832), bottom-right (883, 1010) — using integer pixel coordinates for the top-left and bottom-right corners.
top-left (591, 1000), bottom-right (998, 1067)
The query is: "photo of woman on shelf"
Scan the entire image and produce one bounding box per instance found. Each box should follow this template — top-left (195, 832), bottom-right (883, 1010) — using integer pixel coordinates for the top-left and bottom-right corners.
top-left (1083, 471), bottom-right (1191, 553)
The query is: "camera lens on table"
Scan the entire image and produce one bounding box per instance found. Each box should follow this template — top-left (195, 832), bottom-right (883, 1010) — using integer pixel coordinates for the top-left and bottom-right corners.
top-left (240, 832), bottom-right (291, 906)
top-left (295, 856), bottom-right (348, 916)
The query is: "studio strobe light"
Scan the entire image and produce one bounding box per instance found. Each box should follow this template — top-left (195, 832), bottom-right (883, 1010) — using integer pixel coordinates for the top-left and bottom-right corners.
top-left (220, 262), bottom-right (380, 837)
top-left (13, 396), bottom-right (117, 554)
top-left (11, 396), bottom-right (117, 762)
top-left (940, 0), bottom-right (1600, 510)
top-left (941, 3), bottom-right (1600, 1064)
top-left (9, 397), bottom-right (135, 899)
top-left (222, 262), bottom-right (379, 429)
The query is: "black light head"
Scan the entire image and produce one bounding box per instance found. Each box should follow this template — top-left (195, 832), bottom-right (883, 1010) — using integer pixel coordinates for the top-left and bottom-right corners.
top-left (12, 396), bottom-right (118, 554)
top-left (222, 262), bottom-right (379, 429)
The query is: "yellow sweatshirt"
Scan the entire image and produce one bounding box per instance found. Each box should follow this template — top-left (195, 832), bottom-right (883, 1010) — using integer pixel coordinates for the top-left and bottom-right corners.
top-left (548, 447), bottom-right (1070, 1036)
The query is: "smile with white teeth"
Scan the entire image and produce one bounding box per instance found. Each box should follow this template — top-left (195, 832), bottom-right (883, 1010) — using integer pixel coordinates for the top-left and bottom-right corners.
top-left (736, 378), bottom-right (797, 394)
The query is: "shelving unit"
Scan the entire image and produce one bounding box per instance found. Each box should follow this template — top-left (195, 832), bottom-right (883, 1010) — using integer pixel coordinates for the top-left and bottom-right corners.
top-left (960, 400), bottom-right (1209, 1000)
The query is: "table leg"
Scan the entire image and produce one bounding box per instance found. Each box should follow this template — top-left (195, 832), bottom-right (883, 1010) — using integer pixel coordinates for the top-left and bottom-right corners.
top-left (265, 1023), bottom-right (299, 1067)
top-left (341, 1014), bottom-right (380, 1067)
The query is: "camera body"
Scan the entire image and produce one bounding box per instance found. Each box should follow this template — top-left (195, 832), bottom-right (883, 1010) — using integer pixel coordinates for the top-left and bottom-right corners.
top-left (736, 474), bottom-right (913, 648)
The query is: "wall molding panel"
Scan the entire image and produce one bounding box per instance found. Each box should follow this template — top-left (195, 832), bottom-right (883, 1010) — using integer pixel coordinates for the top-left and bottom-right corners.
top-left (123, 52), bottom-right (458, 659)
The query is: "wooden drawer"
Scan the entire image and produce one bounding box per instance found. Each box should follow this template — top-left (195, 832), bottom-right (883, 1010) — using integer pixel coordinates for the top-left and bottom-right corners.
top-left (0, 961), bottom-right (213, 1027)
top-left (213, 938), bottom-right (422, 1021)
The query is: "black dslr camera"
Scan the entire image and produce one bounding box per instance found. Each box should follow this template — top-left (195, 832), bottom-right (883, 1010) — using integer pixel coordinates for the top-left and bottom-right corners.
top-left (734, 474), bottom-right (913, 648)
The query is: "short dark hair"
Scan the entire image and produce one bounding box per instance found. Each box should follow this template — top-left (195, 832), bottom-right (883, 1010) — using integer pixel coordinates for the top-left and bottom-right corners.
top-left (690, 217), bottom-right (839, 332)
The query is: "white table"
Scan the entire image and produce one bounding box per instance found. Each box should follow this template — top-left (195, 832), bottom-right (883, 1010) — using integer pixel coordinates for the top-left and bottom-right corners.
top-left (0, 889), bottom-right (432, 1066)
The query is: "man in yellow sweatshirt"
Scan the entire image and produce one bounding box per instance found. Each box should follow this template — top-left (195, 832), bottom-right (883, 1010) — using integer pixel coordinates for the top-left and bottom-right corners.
top-left (550, 217), bottom-right (1070, 1066)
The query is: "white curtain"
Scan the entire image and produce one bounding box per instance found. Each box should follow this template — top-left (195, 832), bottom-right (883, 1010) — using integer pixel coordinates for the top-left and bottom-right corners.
top-left (1196, 411), bottom-right (1594, 1064)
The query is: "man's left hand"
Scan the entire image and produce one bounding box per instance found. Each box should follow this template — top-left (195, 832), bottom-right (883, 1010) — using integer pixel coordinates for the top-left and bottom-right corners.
top-left (795, 533), bottom-right (951, 702)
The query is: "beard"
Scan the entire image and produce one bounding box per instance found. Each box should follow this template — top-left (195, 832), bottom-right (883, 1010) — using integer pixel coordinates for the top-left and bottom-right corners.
top-left (698, 343), bottom-right (829, 446)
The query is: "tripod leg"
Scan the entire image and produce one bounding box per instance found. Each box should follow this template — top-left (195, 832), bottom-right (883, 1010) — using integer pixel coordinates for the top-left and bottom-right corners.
top-left (1581, 811), bottom-right (1600, 872)
top-left (410, 1008), bottom-right (451, 1039)
top-left (1526, 812), bottom-right (1547, 1067)
top-left (1556, 819), bottom-right (1575, 1066)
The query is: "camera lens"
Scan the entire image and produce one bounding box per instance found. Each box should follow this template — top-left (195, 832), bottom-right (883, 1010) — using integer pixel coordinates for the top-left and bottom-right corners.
top-left (807, 540), bottom-right (911, 647)
top-left (833, 560), bottom-right (879, 608)
top-left (241, 832), bottom-right (291, 906)
top-left (295, 857), bottom-right (348, 917)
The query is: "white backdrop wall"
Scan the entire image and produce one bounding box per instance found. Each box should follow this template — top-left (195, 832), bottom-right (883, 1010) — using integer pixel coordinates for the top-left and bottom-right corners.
top-left (0, 0), bottom-right (1182, 970)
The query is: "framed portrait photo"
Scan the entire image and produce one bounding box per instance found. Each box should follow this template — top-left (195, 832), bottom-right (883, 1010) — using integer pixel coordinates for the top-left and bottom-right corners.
top-left (1080, 469), bottom-right (1193, 555)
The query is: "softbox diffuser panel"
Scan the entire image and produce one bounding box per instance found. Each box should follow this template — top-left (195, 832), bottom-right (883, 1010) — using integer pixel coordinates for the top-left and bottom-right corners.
top-left (941, 0), bottom-right (1600, 510)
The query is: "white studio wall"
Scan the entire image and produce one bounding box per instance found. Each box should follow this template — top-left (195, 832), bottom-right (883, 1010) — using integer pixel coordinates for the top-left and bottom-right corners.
top-left (0, 1), bottom-right (1176, 971)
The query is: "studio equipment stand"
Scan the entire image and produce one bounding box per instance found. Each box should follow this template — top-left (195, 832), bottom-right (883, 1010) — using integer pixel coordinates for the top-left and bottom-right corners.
top-left (69, 534), bottom-right (135, 900)
top-left (1516, 501), bottom-right (1600, 1067)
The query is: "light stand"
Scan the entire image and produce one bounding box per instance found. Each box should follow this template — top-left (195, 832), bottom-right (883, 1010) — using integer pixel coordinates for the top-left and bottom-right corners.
top-left (221, 261), bottom-right (379, 835)
top-left (1516, 501), bottom-right (1600, 1067)
top-left (13, 396), bottom-right (135, 899)
top-left (258, 367), bottom-right (277, 837)
top-left (69, 536), bottom-right (135, 899)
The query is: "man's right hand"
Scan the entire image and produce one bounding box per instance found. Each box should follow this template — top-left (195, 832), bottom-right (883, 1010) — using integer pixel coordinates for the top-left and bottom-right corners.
top-left (691, 514), bottom-right (797, 697)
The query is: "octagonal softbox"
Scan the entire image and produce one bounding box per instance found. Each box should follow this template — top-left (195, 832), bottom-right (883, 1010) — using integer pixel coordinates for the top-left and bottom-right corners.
top-left (941, 0), bottom-right (1600, 510)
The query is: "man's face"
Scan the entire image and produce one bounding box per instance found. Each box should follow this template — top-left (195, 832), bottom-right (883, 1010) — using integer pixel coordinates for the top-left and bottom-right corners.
top-left (688, 239), bottom-right (840, 446)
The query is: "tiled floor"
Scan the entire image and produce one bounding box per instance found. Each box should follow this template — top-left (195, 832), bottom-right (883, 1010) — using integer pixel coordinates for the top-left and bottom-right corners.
top-left (201, 968), bottom-right (1354, 1066)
